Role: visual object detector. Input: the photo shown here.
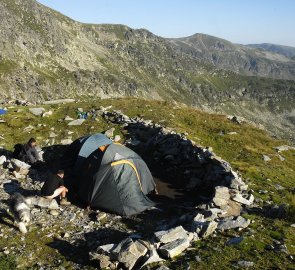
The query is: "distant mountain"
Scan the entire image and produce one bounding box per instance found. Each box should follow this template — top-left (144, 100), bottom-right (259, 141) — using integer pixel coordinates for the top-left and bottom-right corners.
top-left (246, 43), bottom-right (295, 59)
top-left (168, 33), bottom-right (295, 80)
top-left (0, 0), bottom-right (294, 141)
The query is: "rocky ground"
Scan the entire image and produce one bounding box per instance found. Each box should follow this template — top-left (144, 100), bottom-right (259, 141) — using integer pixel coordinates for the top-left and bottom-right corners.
top-left (0, 98), bottom-right (294, 269)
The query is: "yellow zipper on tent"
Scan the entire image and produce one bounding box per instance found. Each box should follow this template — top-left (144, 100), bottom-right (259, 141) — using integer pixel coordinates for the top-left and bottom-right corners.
top-left (111, 160), bottom-right (143, 191)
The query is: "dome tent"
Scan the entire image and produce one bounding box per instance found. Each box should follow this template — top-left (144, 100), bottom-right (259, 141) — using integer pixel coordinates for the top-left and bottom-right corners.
top-left (63, 133), bottom-right (156, 216)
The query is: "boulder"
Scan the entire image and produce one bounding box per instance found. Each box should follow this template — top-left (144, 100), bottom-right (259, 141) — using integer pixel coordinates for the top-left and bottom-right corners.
top-left (159, 238), bottom-right (190, 259)
top-left (154, 226), bottom-right (188, 244)
top-left (68, 119), bottom-right (85, 126)
top-left (29, 107), bottom-right (45, 116)
top-left (112, 238), bottom-right (148, 270)
top-left (213, 186), bottom-right (230, 207)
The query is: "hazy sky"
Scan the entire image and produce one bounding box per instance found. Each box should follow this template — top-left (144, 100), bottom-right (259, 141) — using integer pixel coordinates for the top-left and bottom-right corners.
top-left (37, 0), bottom-right (295, 46)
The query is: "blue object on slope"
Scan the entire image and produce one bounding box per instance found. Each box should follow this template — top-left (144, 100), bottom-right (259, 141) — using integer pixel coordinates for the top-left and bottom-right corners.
top-left (0, 109), bottom-right (7, 115)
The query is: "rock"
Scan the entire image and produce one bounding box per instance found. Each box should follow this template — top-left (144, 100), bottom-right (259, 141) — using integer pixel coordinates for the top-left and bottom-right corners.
top-left (155, 266), bottom-right (170, 270)
top-left (68, 119), bottom-right (85, 126)
top-left (274, 145), bottom-right (295, 152)
top-left (226, 237), bottom-right (244, 245)
top-left (11, 159), bottom-right (31, 170)
top-left (49, 132), bottom-right (57, 138)
top-left (105, 128), bottom-right (115, 138)
top-left (154, 226), bottom-right (188, 243)
top-left (218, 216), bottom-right (250, 230)
top-left (29, 107), bottom-right (45, 116)
top-left (23, 125), bottom-right (34, 132)
top-left (236, 260), bottom-right (254, 268)
top-left (213, 186), bottom-right (230, 207)
top-left (97, 212), bottom-right (107, 221)
top-left (114, 135), bottom-right (121, 142)
top-left (291, 224), bottom-right (295, 228)
top-left (159, 238), bottom-right (190, 259)
top-left (140, 248), bottom-right (165, 268)
top-left (50, 209), bottom-right (60, 216)
top-left (112, 238), bottom-right (148, 270)
top-left (277, 154), bottom-right (285, 161)
top-left (0, 155), bottom-right (6, 165)
top-left (262, 155), bottom-right (271, 161)
top-left (232, 194), bottom-right (253, 206)
top-left (220, 200), bottom-right (242, 217)
top-left (96, 244), bottom-right (116, 255)
top-left (43, 99), bottom-right (75, 105)
top-left (89, 253), bottom-right (113, 269)
top-left (200, 221), bottom-right (218, 238)
top-left (61, 139), bottom-right (73, 145)
top-left (26, 196), bottom-right (59, 210)
top-left (42, 110), bottom-right (53, 117)
top-left (64, 115), bottom-right (74, 121)
top-left (274, 184), bottom-right (285, 190)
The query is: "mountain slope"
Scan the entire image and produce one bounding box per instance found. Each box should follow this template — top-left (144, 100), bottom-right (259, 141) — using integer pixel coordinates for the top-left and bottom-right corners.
top-left (247, 43), bottom-right (295, 59)
top-left (168, 33), bottom-right (295, 80)
top-left (0, 0), bottom-right (294, 141)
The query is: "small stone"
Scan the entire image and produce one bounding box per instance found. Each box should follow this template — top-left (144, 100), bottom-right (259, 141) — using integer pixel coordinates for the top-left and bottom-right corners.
top-left (61, 139), bottom-right (73, 145)
top-left (114, 135), bottom-right (121, 142)
top-left (97, 212), bottom-right (107, 221)
top-left (50, 210), bottom-right (60, 216)
top-left (104, 128), bottom-right (115, 138)
top-left (236, 260), bottom-right (254, 268)
top-left (274, 184), bottom-right (285, 190)
top-left (64, 115), bottom-right (74, 121)
top-left (68, 119), bottom-right (85, 126)
top-left (49, 132), bottom-right (57, 138)
top-left (0, 155), bottom-right (6, 165)
top-left (262, 155), bottom-right (271, 162)
top-left (226, 237), bottom-right (244, 245)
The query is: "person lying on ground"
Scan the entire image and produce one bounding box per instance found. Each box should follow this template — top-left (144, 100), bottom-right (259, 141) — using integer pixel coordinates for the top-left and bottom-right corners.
top-left (41, 169), bottom-right (70, 205)
top-left (22, 138), bottom-right (43, 164)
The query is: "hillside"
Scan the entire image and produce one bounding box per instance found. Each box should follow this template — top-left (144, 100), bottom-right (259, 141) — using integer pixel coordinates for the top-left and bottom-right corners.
top-left (0, 0), bottom-right (294, 143)
top-left (0, 98), bottom-right (294, 269)
top-left (247, 43), bottom-right (295, 59)
top-left (169, 33), bottom-right (295, 80)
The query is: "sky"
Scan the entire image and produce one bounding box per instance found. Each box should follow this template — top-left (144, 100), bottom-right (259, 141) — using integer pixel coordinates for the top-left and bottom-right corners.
top-left (37, 0), bottom-right (295, 47)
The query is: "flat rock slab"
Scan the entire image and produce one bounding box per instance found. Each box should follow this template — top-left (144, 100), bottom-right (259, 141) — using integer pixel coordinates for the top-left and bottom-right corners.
top-left (159, 238), bottom-right (190, 259)
top-left (68, 119), bottom-right (85, 126)
top-left (43, 99), bottom-right (75, 105)
top-left (154, 226), bottom-right (188, 243)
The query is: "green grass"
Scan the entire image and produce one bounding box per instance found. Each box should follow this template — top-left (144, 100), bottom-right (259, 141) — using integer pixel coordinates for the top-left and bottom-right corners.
top-left (0, 97), bottom-right (294, 269)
